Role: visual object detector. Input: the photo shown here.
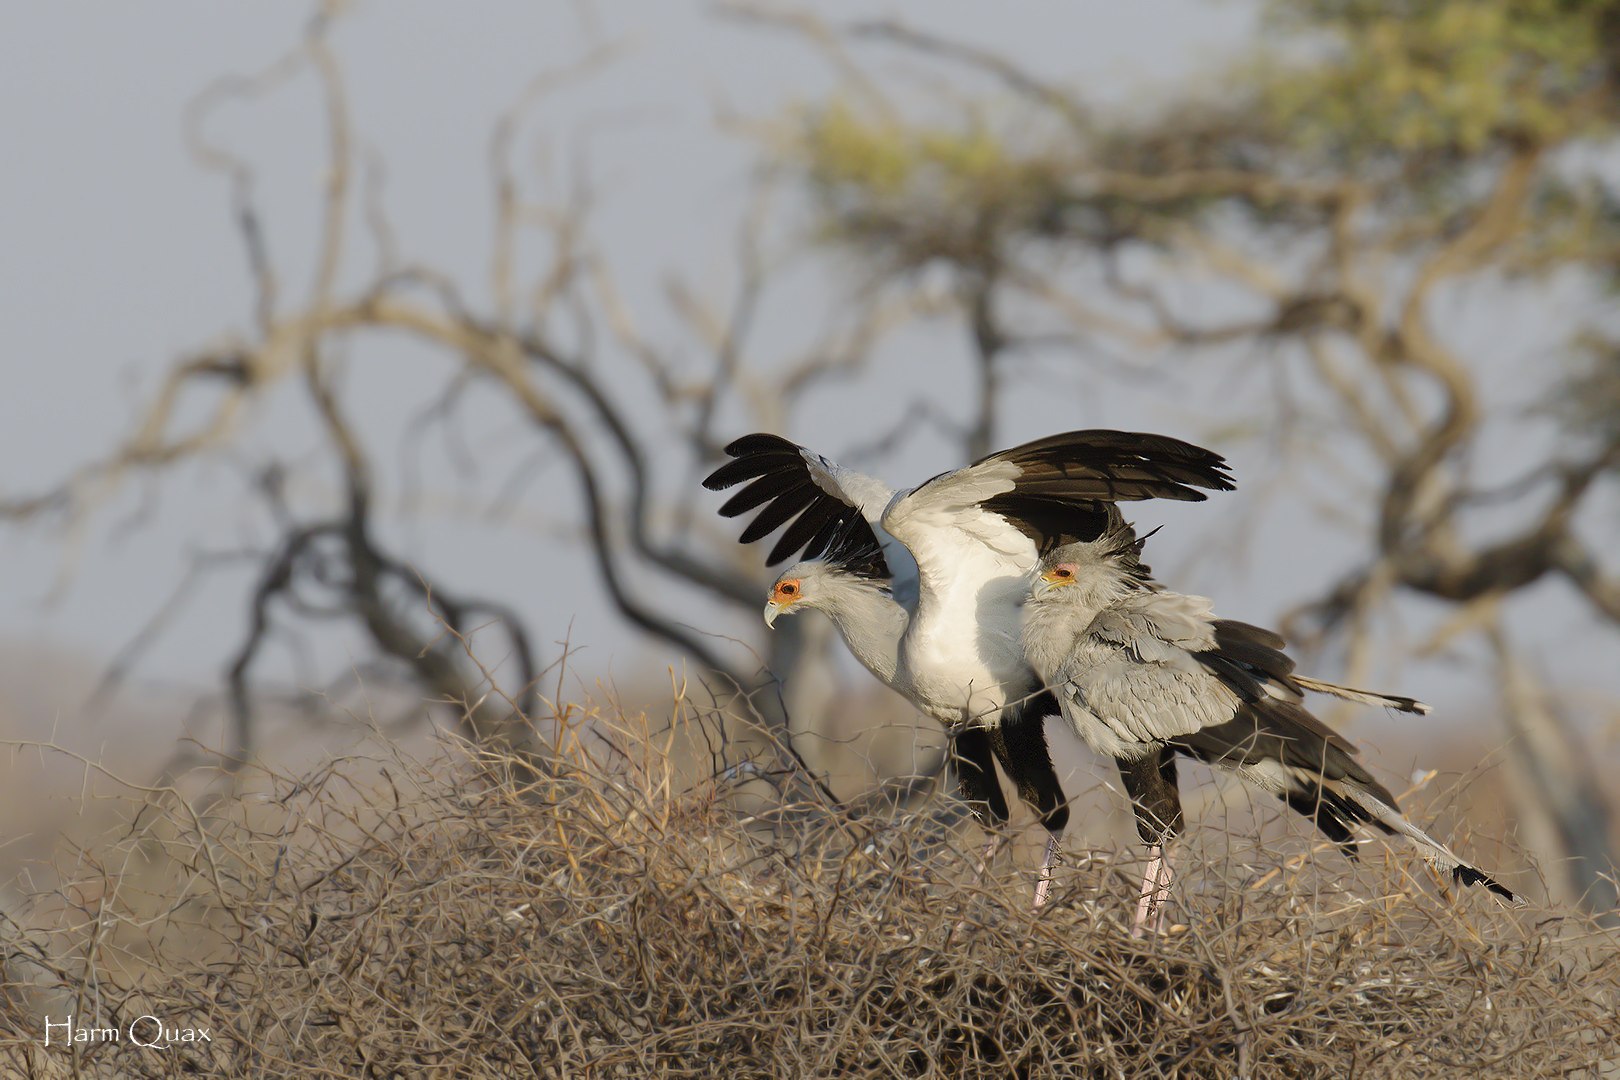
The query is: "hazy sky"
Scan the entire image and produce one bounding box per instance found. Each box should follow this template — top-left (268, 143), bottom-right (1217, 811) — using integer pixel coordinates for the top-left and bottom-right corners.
top-left (2, 2), bottom-right (1614, 734)
top-left (0, 4), bottom-right (1248, 662)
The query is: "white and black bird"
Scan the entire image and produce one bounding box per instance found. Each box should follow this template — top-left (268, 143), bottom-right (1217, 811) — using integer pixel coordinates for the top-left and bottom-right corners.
top-left (1021, 530), bottom-right (1517, 935)
top-left (704, 430), bottom-right (1234, 905)
top-left (759, 556), bottom-right (1442, 908)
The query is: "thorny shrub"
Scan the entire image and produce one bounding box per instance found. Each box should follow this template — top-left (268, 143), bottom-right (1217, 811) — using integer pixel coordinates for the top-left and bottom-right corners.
top-left (2, 702), bottom-right (1617, 1079)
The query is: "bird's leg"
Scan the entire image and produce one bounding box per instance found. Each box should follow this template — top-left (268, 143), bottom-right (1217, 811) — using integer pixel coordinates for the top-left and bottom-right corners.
top-left (952, 728), bottom-right (1010, 891)
top-left (1032, 834), bottom-right (1063, 910)
top-left (1154, 846), bottom-right (1175, 925)
top-left (1130, 845), bottom-right (1174, 938)
top-left (1122, 751), bottom-right (1182, 938)
top-left (986, 708), bottom-right (1070, 911)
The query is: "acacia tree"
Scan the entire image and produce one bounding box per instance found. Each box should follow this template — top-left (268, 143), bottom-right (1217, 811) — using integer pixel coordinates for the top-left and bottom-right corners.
top-left (750, 0), bottom-right (1620, 917)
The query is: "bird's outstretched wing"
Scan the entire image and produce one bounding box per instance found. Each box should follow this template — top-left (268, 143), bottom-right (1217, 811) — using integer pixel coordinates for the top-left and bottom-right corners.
top-left (702, 434), bottom-right (914, 593)
top-left (884, 430), bottom-right (1233, 572)
top-left (706, 429), bottom-right (1230, 610)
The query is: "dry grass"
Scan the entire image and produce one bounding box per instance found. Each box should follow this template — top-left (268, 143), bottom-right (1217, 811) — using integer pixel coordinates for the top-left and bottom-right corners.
top-left (2, 701), bottom-right (1618, 1079)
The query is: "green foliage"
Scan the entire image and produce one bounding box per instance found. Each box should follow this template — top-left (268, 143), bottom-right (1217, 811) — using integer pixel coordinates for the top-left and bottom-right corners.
top-left (1265, 0), bottom-right (1618, 156)
top-left (778, 1), bottom-right (1620, 286)
top-left (797, 100), bottom-right (1052, 202)
top-left (797, 102), bottom-right (917, 198)
top-left (788, 100), bottom-right (1070, 270)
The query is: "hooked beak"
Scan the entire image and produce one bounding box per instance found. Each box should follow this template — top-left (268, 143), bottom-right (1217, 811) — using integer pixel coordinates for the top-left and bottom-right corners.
top-left (764, 601), bottom-right (781, 628)
top-left (1029, 571), bottom-right (1066, 601)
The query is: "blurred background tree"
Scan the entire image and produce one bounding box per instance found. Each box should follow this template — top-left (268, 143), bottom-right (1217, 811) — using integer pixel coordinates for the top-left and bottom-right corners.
top-left (2, 0), bottom-right (1617, 920)
top-left (760, 0), bottom-right (1620, 918)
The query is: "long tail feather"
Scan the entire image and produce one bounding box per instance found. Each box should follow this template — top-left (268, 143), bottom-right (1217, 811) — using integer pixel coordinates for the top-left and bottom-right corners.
top-left (1340, 785), bottom-right (1518, 902)
top-left (1295, 675), bottom-right (1431, 716)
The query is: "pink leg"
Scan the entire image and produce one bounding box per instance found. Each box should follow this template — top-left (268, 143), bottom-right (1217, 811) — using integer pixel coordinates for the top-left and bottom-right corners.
top-left (1032, 834), bottom-right (1062, 910)
top-left (1130, 844), bottom-right (1174, 938)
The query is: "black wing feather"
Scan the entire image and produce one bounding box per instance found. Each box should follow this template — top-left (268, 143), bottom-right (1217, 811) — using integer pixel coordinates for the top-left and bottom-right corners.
top-left (768, 499), bottom-right (856, 566)
top-left (972, 429), bottom-right (1233, 551)
top-left (703, 434), bottom-right (891, 579)
top-left (737, 488), bottom-right (817, 545)
top-left (719, 474), bottom-right (811, 517)
top-left (1191, 619), bottom-right (1303, 700)
top-left (702, 453), bottom-right (781, 491)
top-left (1213, 619), bottom-right (1286, 652)
top-left (1173, 697), bottom-right (1372, 787)
top-left (1194, 653), bottom-right (1271, 704)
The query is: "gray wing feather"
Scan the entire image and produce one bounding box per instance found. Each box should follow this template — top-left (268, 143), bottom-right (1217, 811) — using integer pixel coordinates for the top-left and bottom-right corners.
top-left (1132, 593), bottom-right (1220, 650)
top-left (1060, 603), bottom-right (1240, 745)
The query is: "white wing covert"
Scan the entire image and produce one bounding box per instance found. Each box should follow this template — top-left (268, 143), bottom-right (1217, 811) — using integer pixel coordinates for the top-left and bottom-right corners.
top-left (883, 431), bottom-right (1235, 575)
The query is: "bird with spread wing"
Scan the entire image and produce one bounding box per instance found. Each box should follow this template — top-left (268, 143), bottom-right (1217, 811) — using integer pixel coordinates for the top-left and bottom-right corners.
top-left (704, 429), bottom-right (1233, 905)
top-left (1022, 529), bottom-right (1517, 935)
top-left (751, 533), bottom-right (1443, 912)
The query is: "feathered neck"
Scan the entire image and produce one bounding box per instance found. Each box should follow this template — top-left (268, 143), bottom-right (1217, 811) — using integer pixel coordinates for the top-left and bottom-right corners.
top-left (811, 574), bottom-right (908, 686)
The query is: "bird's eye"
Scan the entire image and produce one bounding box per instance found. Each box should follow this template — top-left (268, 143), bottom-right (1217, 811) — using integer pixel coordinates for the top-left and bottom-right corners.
top-left (1054, 566), bottom-right (1074, 579)
top-left (780, 582), bottom-right (797, 596)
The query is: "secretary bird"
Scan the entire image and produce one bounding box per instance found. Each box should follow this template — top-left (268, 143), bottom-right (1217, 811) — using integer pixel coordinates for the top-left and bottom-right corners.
top-left (1021, 529), bottom-right (1517, 936)
top-left (704, 429), bottom-right (1233, 906)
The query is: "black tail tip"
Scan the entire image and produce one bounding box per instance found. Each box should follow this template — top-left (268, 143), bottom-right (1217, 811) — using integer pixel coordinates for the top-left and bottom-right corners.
top-left (1453, 865), bottom-right (1520, 904)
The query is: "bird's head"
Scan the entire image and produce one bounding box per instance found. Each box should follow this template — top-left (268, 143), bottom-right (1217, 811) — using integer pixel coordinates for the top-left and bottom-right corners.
top-left (764, 563), bottom-right (821, 627)
top-left (765, 560), bottom-right (893, 627)
top-left (1030, 556), bottom-right (1080, 600)
top-left (1030, 531), bottom-right (1151, 603)
top-left (1030, 539), bottom-right (1114, 602)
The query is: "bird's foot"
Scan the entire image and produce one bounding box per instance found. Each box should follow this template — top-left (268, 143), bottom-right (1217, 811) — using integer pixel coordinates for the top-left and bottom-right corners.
top-left (1129, 845), bottom-right (1174, 939)
top-left (1032, 834), bottom-right (1063, 911)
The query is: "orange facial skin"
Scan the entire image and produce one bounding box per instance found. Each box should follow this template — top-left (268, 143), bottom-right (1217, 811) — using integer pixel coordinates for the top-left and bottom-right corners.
top-left (764, 577), bottom-right (804, 627)
top-left (1041, 564), bottom-right (1077, 585)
